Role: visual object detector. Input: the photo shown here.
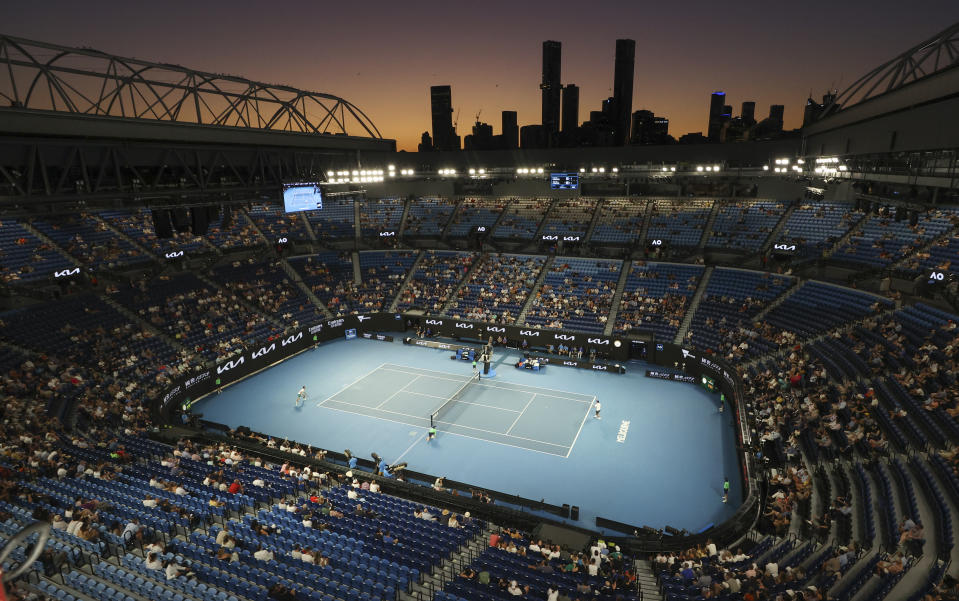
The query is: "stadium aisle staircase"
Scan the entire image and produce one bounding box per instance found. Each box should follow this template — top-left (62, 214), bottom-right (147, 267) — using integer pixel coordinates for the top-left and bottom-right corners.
top-left (515, 255), bottom-right (555, 325)
top-left (439, 198), bottom-right (465, 239)
top-left (604, 260), bottom-right (633, 337)
top-left (99, 293), bottom-right (186, 353)
top-left (760, 203), bottom-right (797, 253)
top-left (673, 265), bottom-right (713, 343)
top-left (440, 253), bottom-right (487, 314)
top-left (751, 278), bottom-right (803, 322)
top-left (389, 250), bottom-right (425, 311)
top-left (697, 201), bottom-right (723, 249)
top-left (280, 258), bottom-right (333, 318)
top-left (634, 558), bottom-right (664, 601)
top-left (531, 198), bottom-right (559, 241)
top-left (583, 198), bottom-right (605, 244)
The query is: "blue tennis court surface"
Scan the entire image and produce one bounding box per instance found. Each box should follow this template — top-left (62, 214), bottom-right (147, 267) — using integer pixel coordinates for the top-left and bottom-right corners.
top-left (320, 363), bottom-right (594, 456)
top-left (194, 337), bottom-right (742, 532)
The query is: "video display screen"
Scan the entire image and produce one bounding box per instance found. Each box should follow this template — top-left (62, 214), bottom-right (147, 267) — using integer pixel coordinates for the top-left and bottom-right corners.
top-left (282, 182), bottom-right (323, 213)
top-left (549, 173), bottom-right (579, 190)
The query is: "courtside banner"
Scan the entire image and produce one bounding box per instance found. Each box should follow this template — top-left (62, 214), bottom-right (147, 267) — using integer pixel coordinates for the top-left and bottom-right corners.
top-left (156, 313), bottom-right (399, 420)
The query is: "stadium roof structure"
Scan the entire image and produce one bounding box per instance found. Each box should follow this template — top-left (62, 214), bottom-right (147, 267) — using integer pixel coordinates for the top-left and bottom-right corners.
top-left (0, 34), bottom-right (383, 139)
top-left (823, 20), bottom-right (959, 115)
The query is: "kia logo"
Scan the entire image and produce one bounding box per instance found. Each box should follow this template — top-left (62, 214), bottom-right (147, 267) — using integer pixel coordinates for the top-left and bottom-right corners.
top-left (563, 236), bottom-right (580, 242)
top-left (165, 251), bottom-right (184, 258)
top-left (587, 338), bottom-right (609, 345)
top-left (217, 357), bottom-right (245, 374)
top-left (563, 361), bottom-right (578, 367)
top-left (542, 235), bottom-right (558, 241)
top-left (485, 326), bottom-right (505, 333)
top-left (592, 365), bottom-right (608, 371)
top-left (774, 244), bottom-right (796, 251)
top-left (379, 231), bottom-right (396, 237)
top-left (251, 343), bottom-right (276, 359)
top-left (554, 334), bottom-right (576, 341)
top-left (281, 332), bottom-right (303, 346)
top-left (519, 330), bottom-right (539, 336)
top-left (54, 268), bottom-right (80, 278)
top-left (426, 319), bottom-right (443, 325)
top-left (455, 323), bottom-right (474, 329)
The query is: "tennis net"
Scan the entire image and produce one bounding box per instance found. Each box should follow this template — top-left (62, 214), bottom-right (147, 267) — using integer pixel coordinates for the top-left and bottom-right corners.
top-left (429, 372), bottom-right (480, 427)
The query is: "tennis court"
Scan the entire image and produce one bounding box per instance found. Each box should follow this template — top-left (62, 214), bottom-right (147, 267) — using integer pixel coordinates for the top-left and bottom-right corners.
top-left (319, 363), bottom-right (595, 457)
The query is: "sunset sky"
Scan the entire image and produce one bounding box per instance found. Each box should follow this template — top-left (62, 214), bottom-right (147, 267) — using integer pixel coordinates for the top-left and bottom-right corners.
top-left (1, 0), bottom-right (955, 151)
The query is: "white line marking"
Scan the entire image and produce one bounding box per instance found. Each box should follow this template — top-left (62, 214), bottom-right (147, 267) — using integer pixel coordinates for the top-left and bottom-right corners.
top-left (381, 362), bottom-right (594, 402)
top-left (474, 383), bottom-right (591, 403)
top-left (506, 393), bottom-right (536, 435)
top-left (318, 363), bottom-right (386, 406)
top-left (393, 434), bottom-right (423, 464)
top-left (565, 395), bottom-right (596, 458)
top-left (375, 374), bottom-right (421, 409)
top-left (322, 397), bottom-right (569, 448)
top-left (316, 403), bottom-right (568, 457)
top-left (444, 399), bottom-right (521, 413)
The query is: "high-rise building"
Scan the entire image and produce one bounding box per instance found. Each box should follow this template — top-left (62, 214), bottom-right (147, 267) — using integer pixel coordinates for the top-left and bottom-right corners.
top-left (562, 84), bottom-right (579, 134)
top-left (417, 131), bottom-right (433, 153)
top-left (741, 101), bottom-right (756, 127)
top-left (464, 121), bottom-right (494, 151)
top-left (541, 41), bottom-right (562, 138)
top-left (630, 109), bottom-right (669, 145)
top-left (501, 111), bottom-right (518, 149)
top-left (707, 92), bottom-right (726, 141)
top-left (430, 85), bottom-right (458, 151)
top-left (520, 124), bottom-right (547, 149)
top-left (611, 39), bottom-right (636, 146)
top-left (768, 104), bottom-right (785, 131)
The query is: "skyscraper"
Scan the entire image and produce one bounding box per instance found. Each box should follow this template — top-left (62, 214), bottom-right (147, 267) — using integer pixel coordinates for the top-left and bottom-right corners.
top-left (741, 101), bottom-right (756, 127)
top-left (501, 111), bottom-right (518, 149)
top-left (541, 41), bottom-right (562, 138)
top-left (562, 84), bottom-right (579, 134)
top-left (430, 85), bottom-right (458, 151)
top-left (611, 39), bottom-right (636, 146)
top-left (707, 91), bottom-right (726, 141)
top-left (768, 104), bottom-right (785, 131)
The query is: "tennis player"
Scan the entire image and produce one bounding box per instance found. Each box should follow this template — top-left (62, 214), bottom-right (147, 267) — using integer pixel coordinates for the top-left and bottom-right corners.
top-left (427, 426), bottom-right (437, 443)
top-left (594, 400), bottom-right (602, 420)
top-left (295, 385), bottom-right (307, 407)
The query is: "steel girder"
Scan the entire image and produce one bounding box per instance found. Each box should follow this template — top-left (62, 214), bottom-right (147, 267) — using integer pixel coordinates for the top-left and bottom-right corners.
top-left (0, 136), bottom-right (334, 208)
top-left (821, 21), bottom-right (959, 116)
top-left (0, 34), bottom-right (383, 139)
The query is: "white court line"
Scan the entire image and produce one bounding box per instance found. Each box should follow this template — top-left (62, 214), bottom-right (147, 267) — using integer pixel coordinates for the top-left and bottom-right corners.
top-left (393, 434), bottom-right (424, 464)
top-left (475, 383), bottom-right (592, 404)
top-left (446, 399), bottom-right (521, 413)
top-left (565, 395), bottom-right (596, 458)
top-left (317, 403), bottom-right (569, 458)
top-left (318, 363), bottom-right (387, 406)
top-left (382, 362), bottom-right (594, 402)
top-left (375, 375), bottom-right (422, 409)
top-left (323, 396), bottom-right (569, 448)
top-left (505, 393), bottom-right (537, 435)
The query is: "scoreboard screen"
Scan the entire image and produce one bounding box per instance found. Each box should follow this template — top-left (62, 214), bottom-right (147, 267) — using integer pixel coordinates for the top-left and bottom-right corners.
top-left (549, 173), bottom-right (579, 190)
top-left (282, 182), bottom-right (323, 213)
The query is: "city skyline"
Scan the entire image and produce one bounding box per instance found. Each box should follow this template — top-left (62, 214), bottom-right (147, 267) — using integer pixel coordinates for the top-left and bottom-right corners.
top-left (0, 0), bottom-right (955, 151)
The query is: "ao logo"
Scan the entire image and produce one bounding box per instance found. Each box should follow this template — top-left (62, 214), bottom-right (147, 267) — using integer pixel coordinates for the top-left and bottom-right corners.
top-left (165, 251), bottom-right (184, 258)
top-left (650, 239), bottom-right (663, 246)
top-left (278, 237), bottom-right (288, 244)
top-left (774, 244), bottom-right (796, 251)
top-left (930, 271), bottom-right (945, 281)
top-left (54, 268), bottom-right (80, 278)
